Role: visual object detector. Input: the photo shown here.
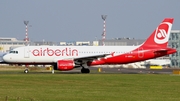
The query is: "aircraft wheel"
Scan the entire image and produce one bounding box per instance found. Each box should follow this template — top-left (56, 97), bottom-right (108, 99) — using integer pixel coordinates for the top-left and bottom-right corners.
top-left (24, 69), bottom-right (29, 73)
top-left (52, 69), bottom-right (54, 74)
top-left (81, 68), bottom-right (90, 73)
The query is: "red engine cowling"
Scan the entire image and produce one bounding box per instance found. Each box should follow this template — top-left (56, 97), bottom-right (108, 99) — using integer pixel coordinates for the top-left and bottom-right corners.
top-left (57, 60), bottom-right (75, 71)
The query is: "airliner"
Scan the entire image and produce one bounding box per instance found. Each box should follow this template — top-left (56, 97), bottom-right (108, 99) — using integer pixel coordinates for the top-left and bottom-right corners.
top-left (2, 18), bottom-right (176, 73)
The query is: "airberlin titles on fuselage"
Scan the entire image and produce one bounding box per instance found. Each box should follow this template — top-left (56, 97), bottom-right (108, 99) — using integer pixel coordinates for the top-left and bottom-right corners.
top-left (32, 47), bottom-right (78, 56)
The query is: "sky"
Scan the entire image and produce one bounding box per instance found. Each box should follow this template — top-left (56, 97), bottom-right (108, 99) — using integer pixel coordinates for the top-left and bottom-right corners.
top-left (0, 0), bottom-right (180, 42)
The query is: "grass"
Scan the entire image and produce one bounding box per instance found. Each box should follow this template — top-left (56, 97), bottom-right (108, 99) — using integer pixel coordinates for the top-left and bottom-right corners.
top-left (0, 67), bottom-right (180, 101)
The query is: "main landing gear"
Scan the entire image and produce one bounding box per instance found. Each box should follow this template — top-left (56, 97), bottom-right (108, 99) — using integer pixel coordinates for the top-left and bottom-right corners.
top-left (81, 68), bottom-right (90, 73)
top-left (79, 63), bottom-right (90, 73)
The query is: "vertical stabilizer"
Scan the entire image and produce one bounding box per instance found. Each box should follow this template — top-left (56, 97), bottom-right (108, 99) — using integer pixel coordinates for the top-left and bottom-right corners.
top-left (141, 18), bottom-right (174, 48)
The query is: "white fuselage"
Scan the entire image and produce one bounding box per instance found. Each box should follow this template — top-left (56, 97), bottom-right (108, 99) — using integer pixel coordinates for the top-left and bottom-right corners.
top-left (4, 45), bottom-right (139, 64)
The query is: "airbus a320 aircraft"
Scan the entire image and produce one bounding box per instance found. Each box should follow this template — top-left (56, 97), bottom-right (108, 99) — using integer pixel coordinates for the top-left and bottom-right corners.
top-left (2, 18), bottom-right (176, 73)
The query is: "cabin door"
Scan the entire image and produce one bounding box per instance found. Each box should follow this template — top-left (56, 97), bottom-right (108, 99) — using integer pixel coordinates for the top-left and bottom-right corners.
top-left (24, 48), bottom-right (30, 58)
top-left (138, 47), bottom-right (144, 58)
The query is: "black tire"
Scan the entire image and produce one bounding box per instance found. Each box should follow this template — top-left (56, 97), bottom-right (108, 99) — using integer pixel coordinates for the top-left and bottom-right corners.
top-left (81, 68), bottom-right (90, 73)
top-left (24, 69), bottom-right (29, 73)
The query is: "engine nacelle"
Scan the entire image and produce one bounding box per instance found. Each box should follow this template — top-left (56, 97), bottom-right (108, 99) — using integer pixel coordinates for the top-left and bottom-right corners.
top-left (57, 60), bottom-right (75, 71)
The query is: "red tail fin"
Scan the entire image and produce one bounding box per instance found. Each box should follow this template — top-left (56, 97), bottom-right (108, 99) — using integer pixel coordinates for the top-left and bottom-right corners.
top-left (141, 18), bottom-right (174, 48)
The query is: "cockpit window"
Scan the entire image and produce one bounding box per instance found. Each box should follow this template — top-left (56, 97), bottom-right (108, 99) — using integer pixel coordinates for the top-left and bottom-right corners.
top-left (9, 51), bottom-right (18, 54)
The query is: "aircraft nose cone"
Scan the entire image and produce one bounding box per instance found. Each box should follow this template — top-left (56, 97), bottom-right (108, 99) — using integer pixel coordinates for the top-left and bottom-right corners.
top-left (0, 53), bottom-right (7, 62)
top-left (0, 56), bottom-right (3, 62)
top-left (3, 55), bottom-right (9, 62)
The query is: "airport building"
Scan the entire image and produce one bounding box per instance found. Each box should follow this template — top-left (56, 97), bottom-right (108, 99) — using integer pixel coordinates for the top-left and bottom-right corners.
top-left (59, 39), bottom-right (144, 46)
top-left (60, 41), bottom-right (92, 46)
top-left (32, 41), bottom-right (57, 46)
top-left (98, 38), bottom-right (144, 46)
top-left (0, 37), bottom-right (26, 52)
top-left (0, 37), bottom-right (58, 52)
top-left (169, 30), bottom-right (180, 67)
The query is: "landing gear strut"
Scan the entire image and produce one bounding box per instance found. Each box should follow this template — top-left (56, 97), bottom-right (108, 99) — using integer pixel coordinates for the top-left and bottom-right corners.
top-left (24, 65), bottom-right (29, 73)
top-left (81, 68), bottom-right (90, 73)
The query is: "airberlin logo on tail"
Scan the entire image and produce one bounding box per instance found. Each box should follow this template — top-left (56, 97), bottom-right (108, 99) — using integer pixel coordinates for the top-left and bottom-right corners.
top-left (154, 22), bottom-right (172, 44)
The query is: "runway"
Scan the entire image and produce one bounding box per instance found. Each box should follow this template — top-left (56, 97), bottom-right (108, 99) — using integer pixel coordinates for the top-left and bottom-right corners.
top-left (0, 65), bottom-right (175, 74)
top-left (89, 67), bottom-right (174, 74)
top-left (60, 67), bottom-right (174, 74)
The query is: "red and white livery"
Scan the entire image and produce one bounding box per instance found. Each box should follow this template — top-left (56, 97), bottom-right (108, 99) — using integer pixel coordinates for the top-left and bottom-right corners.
top-left (2, 18), bottom-right (176, 73)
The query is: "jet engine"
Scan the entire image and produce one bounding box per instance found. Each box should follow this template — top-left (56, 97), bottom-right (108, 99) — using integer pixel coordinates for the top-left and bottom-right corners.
top-left (57, 60), bottom-right (75, 71)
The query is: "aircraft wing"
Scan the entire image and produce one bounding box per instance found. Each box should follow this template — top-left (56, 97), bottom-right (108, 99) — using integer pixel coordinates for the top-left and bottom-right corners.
top-left (53, 54), bottom-right (111, 63)
top-left (74, 54), bottom-right (111, 61)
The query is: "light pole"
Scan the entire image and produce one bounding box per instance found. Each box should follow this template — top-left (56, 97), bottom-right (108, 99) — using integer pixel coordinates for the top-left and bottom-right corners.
top-left (101, 15), bottom-right (107, 46)
top-left (24, 21), bottom-right (29, 46)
